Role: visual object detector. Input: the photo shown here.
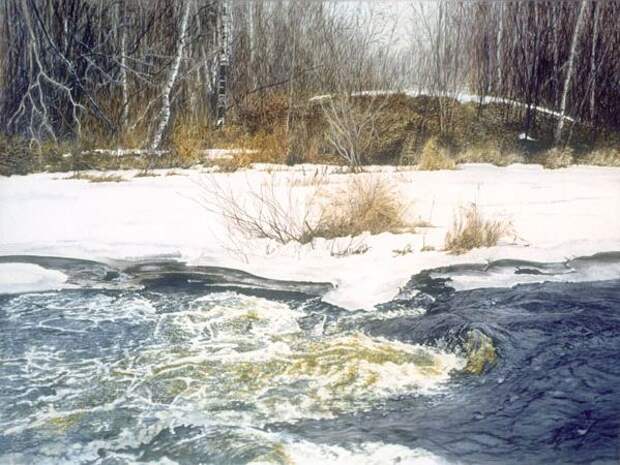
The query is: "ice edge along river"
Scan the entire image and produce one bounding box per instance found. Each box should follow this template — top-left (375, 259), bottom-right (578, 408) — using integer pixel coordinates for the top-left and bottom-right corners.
top-left (1, 163), bottom-right (620, 309)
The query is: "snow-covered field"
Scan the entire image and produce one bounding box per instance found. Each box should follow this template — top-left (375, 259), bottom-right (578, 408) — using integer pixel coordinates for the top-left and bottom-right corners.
top-left (1, 163), bottom-right (619, 309)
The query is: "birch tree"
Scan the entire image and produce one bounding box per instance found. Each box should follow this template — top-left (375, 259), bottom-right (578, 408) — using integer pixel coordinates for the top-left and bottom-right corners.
top-left (589, 1), bottom-right (600, 123)
top-left (216, 0), bottom-right (231, 126)
top-left (150, 0), bottom-right (191, 150)
top-left (555, 0), bottom-right (587, 144)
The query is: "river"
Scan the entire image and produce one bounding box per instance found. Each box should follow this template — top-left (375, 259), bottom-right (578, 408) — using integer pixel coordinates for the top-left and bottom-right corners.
top-left (1, 255), bottom-right (619, 465)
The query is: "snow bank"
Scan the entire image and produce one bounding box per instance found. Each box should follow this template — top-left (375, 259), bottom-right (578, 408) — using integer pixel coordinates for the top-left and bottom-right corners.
top-left (310, 88), bottom-right (576, 123)
top-left (0, 263), bottom-right (67, 294)
top-left (1, 163), bottom-right (619, 308)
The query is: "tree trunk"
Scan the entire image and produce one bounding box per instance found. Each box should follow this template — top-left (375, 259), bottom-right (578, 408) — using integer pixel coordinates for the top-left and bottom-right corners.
top-left (555, 0), bottom-right (586, 144)
top-left (151, 0), bottom-right (191, 150)
top-left (496, 2), bottom-right (504, 94)
top-left (216, 0), bottom-right (230, 127)
top-left (589, 1), bottom-right (599, 124)
top-left (286, 1), bottom-right (298, 158)
top-left (119, 0), bottom-right (129, 130)
top-left (247, 1), bottom-right (256, 88)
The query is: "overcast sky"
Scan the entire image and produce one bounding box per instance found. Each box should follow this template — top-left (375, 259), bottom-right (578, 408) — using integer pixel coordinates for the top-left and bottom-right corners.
top-left (331, 0), bottom-right (435, 49)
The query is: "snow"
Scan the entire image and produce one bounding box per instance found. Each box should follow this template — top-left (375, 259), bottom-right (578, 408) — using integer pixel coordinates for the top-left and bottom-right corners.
top-left (1, 163), bottom-right (619, 308)
top-left (0, 263), bottom-right (67, 294)
top-left (310, 88), bottom-right (576, 123)
top-left (86, 148), bottom-right (253, 160)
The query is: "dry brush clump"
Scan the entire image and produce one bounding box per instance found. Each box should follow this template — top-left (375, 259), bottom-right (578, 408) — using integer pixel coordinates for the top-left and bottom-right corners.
top-left (455, 141), bottom-right (525, 167)
top-left (444, 203), bottom-right (512, 255)
top-left (316, 176), bottom-right (409, 239)
top-left (0, 135), bottom-right (33, 176)
top-left (66, 172), bottom-right (125, 183)
top-left (417, 137), bottom-right (456, 171)
top-left (202, 174), bottom-right (410, 250)
top-left (170, 118), bottom-right (207, 166)
top-left (539, 147), bottom-right (574, 169)
top-left (579, 147), bottom-right (620, 167)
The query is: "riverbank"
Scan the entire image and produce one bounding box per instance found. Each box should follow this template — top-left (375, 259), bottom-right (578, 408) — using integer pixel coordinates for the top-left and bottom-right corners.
top-left (1, 163), bottom-right (620, 309)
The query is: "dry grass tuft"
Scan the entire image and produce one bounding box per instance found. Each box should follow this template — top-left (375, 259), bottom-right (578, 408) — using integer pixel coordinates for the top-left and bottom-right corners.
top-left (330, 237), bottom-right (370, 258)
top-left (579, 147), bottom-right (620, 167)
top-left (244, 125), bottom-right (288, 164)
top-left (539, 147), bottom-right (574, 169)
top-left (417, 137), bottom-right (456, 171)
top-left (210, 125), bottom-right (289, 172)
top-left (0, 135), bottom-right (33, 176)
top-left (444, 203), bottom-right (512, 255)
top-left (214, 153), bottom-right (255, 173)
top-left (67, 172), bottom-right (125, 183)
top-left (393, 243), bottom-right (415, 256)
top-left (170, 118), bottom-right (205, 165)
top-left (317, 177), bottom-right (409, 239)
top-left (456, 143), bottom-right (525, 167)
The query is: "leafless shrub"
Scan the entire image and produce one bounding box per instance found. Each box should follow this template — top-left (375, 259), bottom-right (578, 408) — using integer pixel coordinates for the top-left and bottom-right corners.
top-left (201, 173), bottom-right (323, 246)
top-left (201, 173), bottom-right (412, 257)
top-left (320, 95), bottom-right (389, 170)
top-left (444, 203), bottom-right (512, 255)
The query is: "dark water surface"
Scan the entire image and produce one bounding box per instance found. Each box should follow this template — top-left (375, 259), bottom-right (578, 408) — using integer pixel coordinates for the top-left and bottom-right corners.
top-left (0, 255), bottom-right (619, 465)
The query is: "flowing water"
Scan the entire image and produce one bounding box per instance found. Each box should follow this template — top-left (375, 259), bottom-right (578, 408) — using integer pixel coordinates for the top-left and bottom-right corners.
top-left (0, 255), bottom-right (619, 465)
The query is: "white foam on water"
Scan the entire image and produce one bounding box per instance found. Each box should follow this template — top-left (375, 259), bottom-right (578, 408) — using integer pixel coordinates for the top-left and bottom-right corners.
top-left (4, 291), bottom-right (157, 325)
top-left (114, 294), bottom-right (466, 424)
top-left (0, 263), bottom-right (67, 294)
top-left (250, 440), bottom-right (453, 465)
top-left (182, 292), bottom-right (304, 341)
top-left (0, 291), bottom-right (464, 464)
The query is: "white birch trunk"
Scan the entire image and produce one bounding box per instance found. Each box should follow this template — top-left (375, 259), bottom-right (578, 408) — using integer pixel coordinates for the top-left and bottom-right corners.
top-left (555, 0), bottom-right (587, 144)
top-left (151, 0), bottom-right (191, 150)
top-left (216, 0), bottom-right (231, 127)
top-left (119, 1), bottom-right (129, 130)
top-left (286, 4), bottom-right (297, 155)
top-left (496, 2), bottom-right (503, 93)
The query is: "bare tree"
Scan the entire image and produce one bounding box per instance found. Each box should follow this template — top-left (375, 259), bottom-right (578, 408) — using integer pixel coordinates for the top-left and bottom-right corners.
top-left (555, 0), bottom-right (587, 144)
top-left (151, 0), bottom-right (191, 150)
top-left (462, 0), bottom-right (620, 136)
top-left (410, 0), bottom-right (471, 136)
top-left (588, 1), bottom-right (600, 124)
top-left (318, 4), bottom-right (400, 170)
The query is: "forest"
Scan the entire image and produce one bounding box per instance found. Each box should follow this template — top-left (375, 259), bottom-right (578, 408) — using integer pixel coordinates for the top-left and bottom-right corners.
top-left (1, 0), bottom-right (619, 174)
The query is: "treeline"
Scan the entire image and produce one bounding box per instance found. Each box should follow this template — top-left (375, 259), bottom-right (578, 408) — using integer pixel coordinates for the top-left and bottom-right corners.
top-left (0, 0), bottom-right (395, 149)
top-left (466, 0), bottom-right (620, 140)
top-left (0, 0), bottom-right (618, 153)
